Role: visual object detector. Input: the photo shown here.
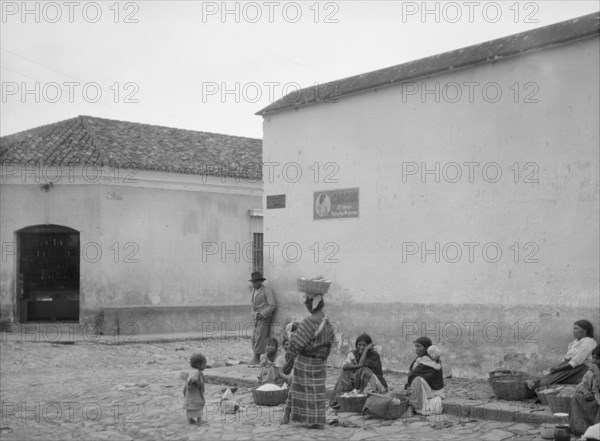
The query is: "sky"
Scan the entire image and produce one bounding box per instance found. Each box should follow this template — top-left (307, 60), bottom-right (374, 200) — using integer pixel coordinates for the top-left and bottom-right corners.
top-left (1, 0), bottom-right (599, 139)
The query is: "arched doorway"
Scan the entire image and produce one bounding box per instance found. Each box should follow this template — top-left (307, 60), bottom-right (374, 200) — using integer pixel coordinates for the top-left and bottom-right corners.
top-left (17, 225), bottom-right (80, 322)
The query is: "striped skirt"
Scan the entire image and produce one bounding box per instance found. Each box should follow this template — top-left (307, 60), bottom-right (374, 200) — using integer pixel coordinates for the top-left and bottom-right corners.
top-left (285, 354), bottom-right (328, 425)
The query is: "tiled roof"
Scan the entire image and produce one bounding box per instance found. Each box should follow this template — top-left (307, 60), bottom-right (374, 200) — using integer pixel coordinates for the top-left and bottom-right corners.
top-left (257, 12), bottom-right (599, 116)
top-left (0, 116), bottom-right (263, 179)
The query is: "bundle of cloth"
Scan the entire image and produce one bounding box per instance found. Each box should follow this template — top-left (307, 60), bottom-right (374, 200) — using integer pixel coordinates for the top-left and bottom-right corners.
top-left (220, 388), bottom-right (241, 414)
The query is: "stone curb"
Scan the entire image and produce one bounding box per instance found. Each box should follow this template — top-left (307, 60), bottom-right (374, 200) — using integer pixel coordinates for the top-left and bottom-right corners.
top-left (102, 335), bottom-right (209, 345)
top-left (1, 330), bottom-right (559, 427)
top-left (202, 369), bottom-right (557, 426)
top-left (0, 331), bottom-right (215, 345)
top-left (442, 399), bottom-right (556, 425)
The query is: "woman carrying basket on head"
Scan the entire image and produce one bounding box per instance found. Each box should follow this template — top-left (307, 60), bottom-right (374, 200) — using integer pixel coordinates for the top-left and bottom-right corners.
top-left (281, 287), bottom-right (335, 430)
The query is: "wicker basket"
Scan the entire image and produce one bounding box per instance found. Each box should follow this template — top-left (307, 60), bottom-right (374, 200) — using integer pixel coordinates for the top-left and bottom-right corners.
top-left (381, 399), bottom-right (410, 419)
top-left (252, 388), bottom-right (288, 406)
top-left (546, 394), bottom-right (571, 414)
top-left (488, 370), bottom-right (537, 401)
top-left (297, 278), bottom-right (332, 295)
top-left (338, 395), bottom-right (368, 413)
top-left (362, 393), bottom-right (410, 419)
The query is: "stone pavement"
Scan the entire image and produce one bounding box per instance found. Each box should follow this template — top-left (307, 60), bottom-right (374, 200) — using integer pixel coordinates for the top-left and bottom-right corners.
top-left (0, 327), bottom-right (574, 440)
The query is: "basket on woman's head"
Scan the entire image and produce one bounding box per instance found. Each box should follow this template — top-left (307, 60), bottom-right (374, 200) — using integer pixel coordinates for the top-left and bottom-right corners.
top-left (297, 277), bottom-right (331, 295)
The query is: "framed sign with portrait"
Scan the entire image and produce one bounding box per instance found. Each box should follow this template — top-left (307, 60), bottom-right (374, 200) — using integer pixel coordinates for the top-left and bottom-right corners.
top-left (313, 188), bottom-right (359, 219)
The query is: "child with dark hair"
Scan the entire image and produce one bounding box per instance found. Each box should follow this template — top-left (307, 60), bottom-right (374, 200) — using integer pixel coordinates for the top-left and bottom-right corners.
top-left (257, 338), bottom-right (285, 386)
top-left (183, 353), bottom-right (207, 425)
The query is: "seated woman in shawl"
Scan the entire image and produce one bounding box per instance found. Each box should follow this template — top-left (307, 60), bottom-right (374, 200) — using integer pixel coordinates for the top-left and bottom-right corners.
top-left (405, 337), bottom-right (445, 415)
top-left (528, 320), bottom-right (597, 391)
top-left (570, 345), bottom-right (600, 435)
top-left (329, 333), bottom-right (388, 409)
top-left (281, 292), bottom-right (335, 429)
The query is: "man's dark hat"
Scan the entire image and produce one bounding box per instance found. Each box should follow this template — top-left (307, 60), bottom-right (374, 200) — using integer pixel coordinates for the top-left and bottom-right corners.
top-left (249, 271), bottom-right (266, 282)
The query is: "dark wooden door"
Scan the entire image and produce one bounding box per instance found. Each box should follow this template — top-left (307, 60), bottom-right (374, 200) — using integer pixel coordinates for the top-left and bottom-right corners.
top-left (18, 226), bottom-right (80, 322)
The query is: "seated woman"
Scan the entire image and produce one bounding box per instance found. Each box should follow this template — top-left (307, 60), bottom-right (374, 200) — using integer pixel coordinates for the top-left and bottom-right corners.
top-left (329, 333), bottom-right (388, 409)
top-left (405, 337), bottom-right (444, 415)
top-left (257, 338), bottom-right (286, 387)
top-left (570, 345), bottom-right (600, 436)
top-left (528, 320), bottom-right (598, 391)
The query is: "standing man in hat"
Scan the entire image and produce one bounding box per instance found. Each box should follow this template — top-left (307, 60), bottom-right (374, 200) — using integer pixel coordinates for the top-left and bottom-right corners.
top-left (249, 272), bottom-right (277, 365)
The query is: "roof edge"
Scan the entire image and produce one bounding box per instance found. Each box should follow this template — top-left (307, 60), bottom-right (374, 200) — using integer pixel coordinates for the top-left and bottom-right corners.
top-left (256, 12), bottom-right (600, 116)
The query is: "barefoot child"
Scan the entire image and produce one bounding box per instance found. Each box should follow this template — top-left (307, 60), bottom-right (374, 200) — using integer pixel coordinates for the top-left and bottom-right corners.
top-left (183, 353), bottom-right (207, 425)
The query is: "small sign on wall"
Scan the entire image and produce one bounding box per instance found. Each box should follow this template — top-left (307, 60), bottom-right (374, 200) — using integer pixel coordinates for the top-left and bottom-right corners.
top-left (267, 194), bottom-right (286, 209)
top-left (314, 188), bottom-right (359, 219)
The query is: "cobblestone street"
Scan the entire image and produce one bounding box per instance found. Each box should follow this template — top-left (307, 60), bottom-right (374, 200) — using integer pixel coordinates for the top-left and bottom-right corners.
top-left (0, 335), bottom-right (561, 440)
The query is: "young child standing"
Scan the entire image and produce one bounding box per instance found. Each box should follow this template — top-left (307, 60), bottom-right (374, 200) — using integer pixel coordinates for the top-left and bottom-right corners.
top-left (183, 353), bottom-right (207, 425)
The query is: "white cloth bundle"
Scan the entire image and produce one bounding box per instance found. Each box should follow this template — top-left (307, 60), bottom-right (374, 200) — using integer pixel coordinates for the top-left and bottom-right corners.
top-left (256, 383), bottom-right (284, 392)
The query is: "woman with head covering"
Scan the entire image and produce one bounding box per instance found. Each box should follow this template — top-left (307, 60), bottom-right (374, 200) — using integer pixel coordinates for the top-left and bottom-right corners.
top-left (405, 336), bottom-right (445, 415)
top-left (329, 333), bottom-right (388, 409)
top-left (281, 292), bottom-right (335, 429)
top-left (527, 320), bottom-right (598, 391)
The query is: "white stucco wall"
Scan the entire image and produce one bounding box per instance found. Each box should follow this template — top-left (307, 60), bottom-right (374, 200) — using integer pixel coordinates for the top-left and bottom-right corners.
top-left (0, 168), bottom-right (262, 322)
top-left (261, 36), bottom-right (599, 308)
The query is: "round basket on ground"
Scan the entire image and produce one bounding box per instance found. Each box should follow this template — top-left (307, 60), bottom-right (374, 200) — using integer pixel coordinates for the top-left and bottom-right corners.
top-left (546, 394), bottom-right (571, 414)
top-left (338, 395), bottom-right (368, 413)
top-left (296, 278), bottom-right (331, 295)
top-left (251, 388), bottom-right (288, 406)
top-left (488, 370), bottom-right (538, 401)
